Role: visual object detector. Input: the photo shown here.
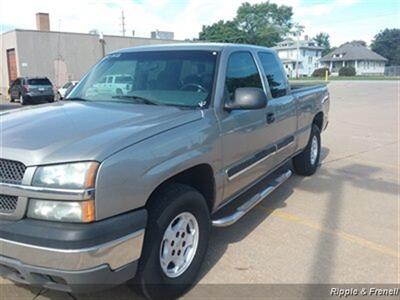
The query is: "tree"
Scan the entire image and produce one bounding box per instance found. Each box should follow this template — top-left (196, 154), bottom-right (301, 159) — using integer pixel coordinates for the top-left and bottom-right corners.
top-left (371, 28), bottom-right (400, 66)
top-left (88, 29), bottom-right (99, 35)
top-left (339, 40), bottom-right (367, 47)
top-left (234, 2), bottom-right (293, 46)
top-left (313, 32), bottom-right (330, 56)
top-left (199, 1), bottom-right (293, 47)
top-left (199, 20), bottom-right (244, 43)
top-left (350, 40), bottom-right (367, 46)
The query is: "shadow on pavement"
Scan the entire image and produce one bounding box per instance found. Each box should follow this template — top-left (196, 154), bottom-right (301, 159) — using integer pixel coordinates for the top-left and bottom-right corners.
top-left (5, 147), bottom-right (397, 300)
top-left (297, 160), bottom-right (397, 298)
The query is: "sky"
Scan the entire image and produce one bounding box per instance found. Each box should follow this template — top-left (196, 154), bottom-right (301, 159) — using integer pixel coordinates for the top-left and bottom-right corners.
top-left (0, 0), bottom-right (399, 46)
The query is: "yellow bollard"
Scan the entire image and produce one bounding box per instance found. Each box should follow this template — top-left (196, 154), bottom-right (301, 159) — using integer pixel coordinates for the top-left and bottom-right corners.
top-left (325, 70), bottom-right (329, 82)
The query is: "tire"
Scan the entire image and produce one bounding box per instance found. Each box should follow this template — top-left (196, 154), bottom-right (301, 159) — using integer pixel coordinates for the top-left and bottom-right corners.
top-left (19, 94), bottom-right (26, 105)
top-left (134, 183), bottom-right (210, 299)
top-left (292, 124), bottom-right (321, 176)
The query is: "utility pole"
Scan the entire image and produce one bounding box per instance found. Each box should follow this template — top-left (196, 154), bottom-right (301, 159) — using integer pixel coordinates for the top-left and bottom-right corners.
top-left (293, 23), bottom-right (304, 78)
top-left (121, 10), bottom-right (126, 37)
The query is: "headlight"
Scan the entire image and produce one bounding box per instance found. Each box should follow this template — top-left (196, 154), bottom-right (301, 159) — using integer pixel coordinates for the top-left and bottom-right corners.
top-left (32, 162), bottom-right (99, 189)
top-left (27, 199), bottom-right (95, 223)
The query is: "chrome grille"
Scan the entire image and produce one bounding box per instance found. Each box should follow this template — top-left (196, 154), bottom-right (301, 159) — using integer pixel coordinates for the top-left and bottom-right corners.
top-left (0, 159), bottom-right (26, 184)
top-left (0, 195), bottom-right (18, 213)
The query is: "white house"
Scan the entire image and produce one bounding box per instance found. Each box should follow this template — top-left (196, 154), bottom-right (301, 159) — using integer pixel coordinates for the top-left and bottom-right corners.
top-left (272, 37), bottom-right (324, 77)
top-left (319, 42), bottom-right (387, 75)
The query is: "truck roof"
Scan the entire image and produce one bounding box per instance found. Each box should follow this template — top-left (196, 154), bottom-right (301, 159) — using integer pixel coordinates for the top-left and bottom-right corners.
top-left (113, 43), bottom-right (275, 54)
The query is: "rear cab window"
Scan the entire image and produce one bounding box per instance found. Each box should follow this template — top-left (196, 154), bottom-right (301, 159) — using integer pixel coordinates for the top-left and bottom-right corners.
top-left (257, 52), bottom-right (288, 98)
top-left (225, 51), bottom-right (264, 101)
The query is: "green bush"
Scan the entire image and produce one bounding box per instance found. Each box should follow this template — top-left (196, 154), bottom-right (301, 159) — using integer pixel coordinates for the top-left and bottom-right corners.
top-left (312, 68), bottom-right (330, 77)
top-left (338, 66), bottom-right (356, 76)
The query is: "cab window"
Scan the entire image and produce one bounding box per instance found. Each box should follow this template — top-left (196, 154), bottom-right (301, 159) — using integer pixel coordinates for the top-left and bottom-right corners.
top-left (225, 52), bottom-right (263, 101)
top-left (258, 52), bottom-right (288, 98)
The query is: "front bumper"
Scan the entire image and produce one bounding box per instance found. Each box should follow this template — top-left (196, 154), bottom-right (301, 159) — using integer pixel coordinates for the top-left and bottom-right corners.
top-left (0, 209), bottom-right (147, 292)
top-left (0, 255), bottom-right (138, 293)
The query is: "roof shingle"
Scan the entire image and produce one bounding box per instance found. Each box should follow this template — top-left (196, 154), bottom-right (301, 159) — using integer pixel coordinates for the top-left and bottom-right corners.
top-left (320, 42), bottom-right (387, 62)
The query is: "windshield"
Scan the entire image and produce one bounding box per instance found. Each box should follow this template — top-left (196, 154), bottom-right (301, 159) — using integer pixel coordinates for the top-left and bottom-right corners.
top-left (68, 50), bottom-right (218, 108)
top-left (62, 82), bottom-right (72, 89)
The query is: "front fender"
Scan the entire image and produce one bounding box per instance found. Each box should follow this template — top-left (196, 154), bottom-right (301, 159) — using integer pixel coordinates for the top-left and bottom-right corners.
top-left (94, 114), bottom-right (222, 220)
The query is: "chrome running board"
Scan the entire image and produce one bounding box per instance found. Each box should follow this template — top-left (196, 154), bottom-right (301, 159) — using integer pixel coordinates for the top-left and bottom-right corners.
top-left (212, 170), bottom-right (292, 227)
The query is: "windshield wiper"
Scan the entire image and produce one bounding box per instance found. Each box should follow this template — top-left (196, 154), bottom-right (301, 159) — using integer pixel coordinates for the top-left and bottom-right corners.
top-left (65, 97), bottom-right (88, 102)
top-left (112, 95), bottom-right (160, 106)
top-left (112, 95), bottom-right (204, 109)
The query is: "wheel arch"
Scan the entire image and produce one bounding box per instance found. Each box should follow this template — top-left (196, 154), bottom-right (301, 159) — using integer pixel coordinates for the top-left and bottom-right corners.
top-left (313, 111), bottom-right (324, 131)
top-left (146, 163), bottom-right (216, 213)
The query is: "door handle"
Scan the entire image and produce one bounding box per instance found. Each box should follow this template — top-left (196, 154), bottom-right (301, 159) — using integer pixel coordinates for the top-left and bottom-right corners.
top-left (266, 113), bottom-right (275, 124)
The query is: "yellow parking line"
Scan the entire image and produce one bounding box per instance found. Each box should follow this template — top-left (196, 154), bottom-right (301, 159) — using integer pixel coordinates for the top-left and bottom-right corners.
top-left (270, 210), bottom-right (399, 258)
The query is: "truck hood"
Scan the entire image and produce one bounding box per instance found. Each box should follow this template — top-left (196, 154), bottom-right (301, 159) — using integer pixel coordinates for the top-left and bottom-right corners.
top-left (0, 101), bottom-right (202, 166)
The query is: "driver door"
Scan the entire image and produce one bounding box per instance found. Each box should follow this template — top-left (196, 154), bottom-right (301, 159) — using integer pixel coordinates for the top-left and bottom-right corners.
top-left (219, 51), bottom-right (276, 201)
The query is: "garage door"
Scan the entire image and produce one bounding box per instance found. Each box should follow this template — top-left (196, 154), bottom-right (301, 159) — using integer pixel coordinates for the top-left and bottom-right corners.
top-left (7, 49), bottom-right (17, 83)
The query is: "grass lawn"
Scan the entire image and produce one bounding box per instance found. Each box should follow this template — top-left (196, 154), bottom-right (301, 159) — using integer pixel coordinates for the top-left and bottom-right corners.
top-left (290, 80), bottom-right (328, 86)
top-left (290, 75), bottom-right (399, 81)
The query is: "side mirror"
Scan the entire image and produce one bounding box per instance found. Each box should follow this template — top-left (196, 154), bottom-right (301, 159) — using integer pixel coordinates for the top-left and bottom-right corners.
top-left (224, 87), bottom-right (267, 111)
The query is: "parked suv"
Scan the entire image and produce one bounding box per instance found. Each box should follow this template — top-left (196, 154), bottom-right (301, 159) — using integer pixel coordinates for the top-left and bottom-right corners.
top-left (0, 44), bottom-right (329, 299)
top-left (9, 77), bottom-right (54, 105)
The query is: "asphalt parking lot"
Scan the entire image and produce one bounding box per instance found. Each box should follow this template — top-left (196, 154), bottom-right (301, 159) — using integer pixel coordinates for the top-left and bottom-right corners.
top-left (0, 95), bottom-right (19, 111)
top-left (0, 81), bottom-right (398, 299)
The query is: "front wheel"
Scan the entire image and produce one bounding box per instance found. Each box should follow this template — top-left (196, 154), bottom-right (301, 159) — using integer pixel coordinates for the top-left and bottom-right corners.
top-left (292, 124), bottom-right (321, 176)
top-left (134, 184), bottom-right (210, 299)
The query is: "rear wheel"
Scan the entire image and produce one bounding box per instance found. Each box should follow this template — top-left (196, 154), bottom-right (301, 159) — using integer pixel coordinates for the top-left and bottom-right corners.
top-left (19, 94), bottom-right (26, 105)
top-left (292, 124), bottom-right (321, 176)
top-left (134, 184), bottom-right (210, 299)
